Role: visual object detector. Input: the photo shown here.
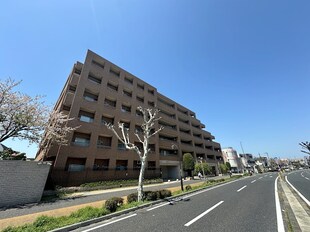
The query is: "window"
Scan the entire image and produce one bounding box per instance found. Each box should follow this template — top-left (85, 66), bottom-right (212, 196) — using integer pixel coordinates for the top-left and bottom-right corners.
top-left (180, 128), bottom-right (190, 134)
top-left (195, 143), bottom-right (203, 148)
top-left (160, 149), bottom-right (178, 156)
top-left (74, 69), bottom-right (81, 75)
top-left (193, 133), bottom-right (201, 139)
top-left (97, 136), bottom-right (112, 148)
top-left (118, 140), bottom-right (126, 150)
top-left (104, 98), bottom-right (116, 108)
top-left (160, 111), bottom-right (175, 119)
top-left (159, 134), bottom-right (177, 141)
top-left (68, 85), bottom-right (76, 93)
top-left (115, 160), bottom-right (128, 170)
top-left (65, 158), bottom-right (86, 172)
top-left (148, 101), bottom-right (155, 107)
top-left (137, 83), bottom-right (144, 90)
top-left (181, 140), bottom-right (192, 146)
top-left (136, 110), bottom-right (143, 117)
top-left (148, 89), bottom-right (154, 95)
top-left (110, 67), bottom-right (120, 77)
top-left (192, 124), bottom-right (200, 129)
top-left (124, 76), bottom-right (133, 85)
top-left (92, 60), bottom-right (105, 70)
top-left (149, 144), bottom-right (155, 152)
top-left (72, 132), bottom-right (91, 147)
top-left (158, 121), bottom-right (177, 130)
top-left (93, 159), bottom-right (109, 171)
top-left (63, 105), bottom-right (71, 111)
top-left (136, 96), bottom-right (144, 103)
top-left (134, 142), bottom-right (143, 151)
top-left (107, 82), bottom-right (118, 91)
top-left (158, 98), bottom-right (174, 108)
top-left (121, 104), bottom-right (131, 113)
top-left (178, 117), bottom-right (189, 125)
top-left (135, 125), bottom-right (143, 134)
top-left (177, 107), bottom-right (188, 115)
top-left (123, 89), bottom-right (132, 98)
top-left (133, 160), bottom-right (141, 170)
top-left (83, 91), bottom-right (98, 102)
top-left (88, 74), bottom-right (101, 84)
top-left (102, 115), bottom-right (114, 125)
top-left (120, 121), bottom-right (130, 129)
top-left (78, 110), bottom-right (95, 123)
top-left (148, 161), bottom-right (156, 170)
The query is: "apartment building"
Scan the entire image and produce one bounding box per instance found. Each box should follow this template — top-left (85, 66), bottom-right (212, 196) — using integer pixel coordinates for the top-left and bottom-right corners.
top-left (36, 50), bottom-right (223, 186)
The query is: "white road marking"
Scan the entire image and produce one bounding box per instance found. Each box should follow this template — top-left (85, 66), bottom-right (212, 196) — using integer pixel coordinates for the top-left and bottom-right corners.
top-left (251, 180), bottom-right (257, 183)
top-left (237, 185), bottom-right (247, 192)
top-left (285, 176), bottom-right (310, 207)
top-left (305, 177), bottom-right (309, 180)
top-left (81, 214), bottom-right (137, 232)
top-left (184, 201), bottom-right (224, 227)
top-left (259, 177), bottom-right (263, 179)
top-left (145, 177), bottom-right (245, 212)
top-left (264, 175), bottom-right (268, 177)
top-left (270, 176), bottom-right (273, 178)
top-left (147, 202), bottom-right (170, 211)
top-left (275, 176), bottom-right (285, 232)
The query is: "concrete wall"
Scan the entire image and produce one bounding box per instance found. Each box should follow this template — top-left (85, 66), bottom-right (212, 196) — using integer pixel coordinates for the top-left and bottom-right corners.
top-left (0, 161), bottom-right (50, 208)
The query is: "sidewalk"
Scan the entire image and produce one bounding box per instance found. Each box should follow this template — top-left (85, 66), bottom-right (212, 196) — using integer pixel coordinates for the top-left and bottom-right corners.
top-left (0, 176), bottom-right (229, 230)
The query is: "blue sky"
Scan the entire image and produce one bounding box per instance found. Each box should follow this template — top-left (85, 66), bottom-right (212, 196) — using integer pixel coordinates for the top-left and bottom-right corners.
top-left (1, 0), bottom-right (309, 159)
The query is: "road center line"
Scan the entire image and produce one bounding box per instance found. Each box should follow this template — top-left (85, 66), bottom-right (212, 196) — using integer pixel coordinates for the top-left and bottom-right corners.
top-left (184, 201), bottom-right (224, 227)
top-left (81, 214), bottom-right (137, 232)
top-left (251, 180), bottom-right (256, 183)
top-left (237, 185), bottom-right (247, 192)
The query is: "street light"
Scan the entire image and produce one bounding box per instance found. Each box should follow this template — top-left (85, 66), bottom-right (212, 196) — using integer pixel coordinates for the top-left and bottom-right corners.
top-left (198, 157), bottom-right (206, 180)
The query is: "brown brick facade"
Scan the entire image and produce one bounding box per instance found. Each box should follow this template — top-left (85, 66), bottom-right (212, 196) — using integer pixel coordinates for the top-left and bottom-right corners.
top-left (36, 50), bottom-right (223, 186)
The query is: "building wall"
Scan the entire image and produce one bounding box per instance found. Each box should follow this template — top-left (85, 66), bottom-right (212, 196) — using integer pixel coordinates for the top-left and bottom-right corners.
top-left (0, 161), bottom-right (50, 208)
top-left (36, 50), bottom-right (223, 186)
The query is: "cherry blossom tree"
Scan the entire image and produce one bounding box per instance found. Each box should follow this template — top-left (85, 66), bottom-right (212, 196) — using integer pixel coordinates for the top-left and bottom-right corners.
top-left (38, 110), bottom-right (79, 160)
top-left (0, 78), bottom-right (48, 143)
top-left (106, 106), bottom-right (163, 201)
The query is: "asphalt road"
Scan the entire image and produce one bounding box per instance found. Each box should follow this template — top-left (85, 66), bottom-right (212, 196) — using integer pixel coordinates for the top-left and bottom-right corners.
top-left (0, 179), bottom-right (201, 219)
top-left (73, 173), bottom-right (280, 232)
top-left (286, 169), bottom-right (310, 204)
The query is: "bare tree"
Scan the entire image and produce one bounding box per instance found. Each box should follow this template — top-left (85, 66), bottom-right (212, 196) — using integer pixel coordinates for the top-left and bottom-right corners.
top-left (38, 110), bottom-right (79, 160)
top-left (0, 78), bottom-right (48, 143)
top-left (299, 141), bottom-right (310, 155)
top-left (106, 106), bottom-right (163, 201)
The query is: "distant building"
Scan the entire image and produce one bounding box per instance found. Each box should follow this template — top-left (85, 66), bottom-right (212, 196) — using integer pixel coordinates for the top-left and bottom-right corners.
top-left (36, 50), bottom-right (223, 186)
top-left (222, 147), bottom-right (244, 173)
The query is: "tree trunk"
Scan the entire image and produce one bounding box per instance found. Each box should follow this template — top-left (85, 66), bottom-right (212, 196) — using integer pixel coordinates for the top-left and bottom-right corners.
top-left (137, 158), bottom-right (146, 201)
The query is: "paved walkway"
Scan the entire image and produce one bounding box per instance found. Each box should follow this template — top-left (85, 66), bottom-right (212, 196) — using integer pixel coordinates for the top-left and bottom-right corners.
top-left (0, 176), bottom-right (229, 229)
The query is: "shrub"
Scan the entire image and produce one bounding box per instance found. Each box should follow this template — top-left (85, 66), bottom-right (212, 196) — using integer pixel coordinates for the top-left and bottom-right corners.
top-left (158, 189), bottom-right (172, 199)
top-left (127, 193), bottom-right (138, 203)
top-left (185, 185), bottom-right (192, 191)
top-left (105, 197), bottom-right (124, 212)
top-left (207, 179), bottom-right (216, 183)
top-left (144, 191), bottom-right (159, 201)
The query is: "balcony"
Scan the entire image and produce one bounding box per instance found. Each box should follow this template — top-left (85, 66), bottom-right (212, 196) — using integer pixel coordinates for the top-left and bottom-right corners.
top-left (64, 92), bottom-right (74, 106)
